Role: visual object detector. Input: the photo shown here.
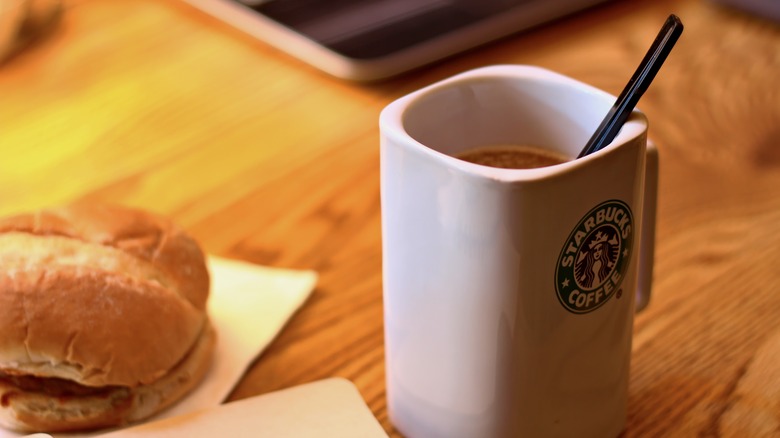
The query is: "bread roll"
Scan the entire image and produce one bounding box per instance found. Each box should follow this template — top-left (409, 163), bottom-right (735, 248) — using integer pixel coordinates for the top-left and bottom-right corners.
top-left (0, 203), bottom-right (214, 433)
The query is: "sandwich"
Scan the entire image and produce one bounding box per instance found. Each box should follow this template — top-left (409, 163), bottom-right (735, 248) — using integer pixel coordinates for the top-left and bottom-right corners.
top-left (0, 203), bottom-right (215, 433)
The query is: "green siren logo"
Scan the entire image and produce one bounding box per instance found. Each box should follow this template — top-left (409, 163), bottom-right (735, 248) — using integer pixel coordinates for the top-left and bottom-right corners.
top-left (556, 200), bottom-right (633, 314)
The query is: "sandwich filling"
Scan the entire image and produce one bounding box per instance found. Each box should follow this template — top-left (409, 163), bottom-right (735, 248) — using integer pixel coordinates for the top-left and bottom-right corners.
top-left (0, 372), bottom-right (127, 399)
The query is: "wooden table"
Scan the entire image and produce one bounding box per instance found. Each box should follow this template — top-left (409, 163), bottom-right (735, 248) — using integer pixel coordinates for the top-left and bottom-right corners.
top-left (1, 0), bottom-right (779, 436)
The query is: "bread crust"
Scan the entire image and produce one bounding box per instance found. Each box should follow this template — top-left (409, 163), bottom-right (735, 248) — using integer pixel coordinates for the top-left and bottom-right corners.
top-left (0, 256), bottom-right (204, 387)
top-left (0, 203), bottom-right (209, 310)
top-left (0, 322), bottom-right (216, 433)
top-left (0, 203), bottom-right (214, 432)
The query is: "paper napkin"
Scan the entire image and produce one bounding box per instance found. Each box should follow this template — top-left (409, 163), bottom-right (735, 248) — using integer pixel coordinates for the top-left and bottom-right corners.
top-left (97, 378), bottom-right (389, 438)
top-left (2, 256), bottom-right (317, 438)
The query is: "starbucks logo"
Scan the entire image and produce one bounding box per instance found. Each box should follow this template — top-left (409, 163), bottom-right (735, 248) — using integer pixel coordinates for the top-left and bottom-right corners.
top-left (555, 200), bottom-right (633, 314)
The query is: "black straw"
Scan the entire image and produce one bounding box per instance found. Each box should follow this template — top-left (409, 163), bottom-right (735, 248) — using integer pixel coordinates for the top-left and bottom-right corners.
top-left (577, 14), bottom-right (684, 158)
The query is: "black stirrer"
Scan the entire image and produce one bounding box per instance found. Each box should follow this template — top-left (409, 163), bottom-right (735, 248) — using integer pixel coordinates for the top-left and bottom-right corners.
top-left (577, 14), bottom-right (684, 159)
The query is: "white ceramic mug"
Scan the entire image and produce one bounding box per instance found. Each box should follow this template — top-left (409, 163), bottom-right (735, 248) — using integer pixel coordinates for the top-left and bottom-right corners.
top-left (380, 65), bottom-right (657, 438)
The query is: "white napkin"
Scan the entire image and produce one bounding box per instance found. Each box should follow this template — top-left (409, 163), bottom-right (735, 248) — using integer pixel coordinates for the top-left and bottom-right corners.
top-left (2, 256), bottom-right (317, 438)
top-left (98, 378), bottom-right (389, 438)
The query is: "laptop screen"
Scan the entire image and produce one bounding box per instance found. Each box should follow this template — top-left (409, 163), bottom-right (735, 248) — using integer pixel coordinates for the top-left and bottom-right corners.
top-left (239, 0), bottom-right (545, 59)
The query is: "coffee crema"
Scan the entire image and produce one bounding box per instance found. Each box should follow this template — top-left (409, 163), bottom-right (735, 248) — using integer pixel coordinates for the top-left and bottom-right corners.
top-left (454, 144), bottom-right (570, 169)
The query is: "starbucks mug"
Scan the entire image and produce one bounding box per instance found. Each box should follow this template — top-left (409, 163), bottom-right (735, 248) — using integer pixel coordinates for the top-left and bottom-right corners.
top-left (380, 65), bottom-right (657, 437)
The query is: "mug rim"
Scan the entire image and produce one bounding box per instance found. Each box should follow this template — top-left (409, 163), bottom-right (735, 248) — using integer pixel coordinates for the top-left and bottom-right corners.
top-left (379, 65), bottom-right (648, 183)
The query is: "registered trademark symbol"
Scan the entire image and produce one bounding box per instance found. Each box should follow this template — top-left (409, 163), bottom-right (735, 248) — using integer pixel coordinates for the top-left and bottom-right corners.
top-left (616, 289), bottom-right (623, 299)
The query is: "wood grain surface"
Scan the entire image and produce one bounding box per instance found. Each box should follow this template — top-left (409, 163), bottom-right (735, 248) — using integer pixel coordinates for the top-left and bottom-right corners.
top-left (1, 0), bottom-right (779, 436)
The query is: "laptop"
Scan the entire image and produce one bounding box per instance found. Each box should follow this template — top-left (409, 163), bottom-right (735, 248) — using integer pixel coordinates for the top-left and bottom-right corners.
top-left (183, 0), bottom-right (612, 81)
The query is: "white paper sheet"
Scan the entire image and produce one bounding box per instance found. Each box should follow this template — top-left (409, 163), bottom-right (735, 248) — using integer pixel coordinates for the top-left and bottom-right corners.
top-left (3, 256), bottom-right (317, 438)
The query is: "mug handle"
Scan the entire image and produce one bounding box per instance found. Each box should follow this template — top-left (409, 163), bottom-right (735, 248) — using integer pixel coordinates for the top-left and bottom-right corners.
top-left (635, 140), bottom-right (658, 312)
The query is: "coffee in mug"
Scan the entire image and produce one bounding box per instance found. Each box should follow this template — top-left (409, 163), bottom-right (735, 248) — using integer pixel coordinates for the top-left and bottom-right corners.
top-left (454, 144), bottom-right (570, 169)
